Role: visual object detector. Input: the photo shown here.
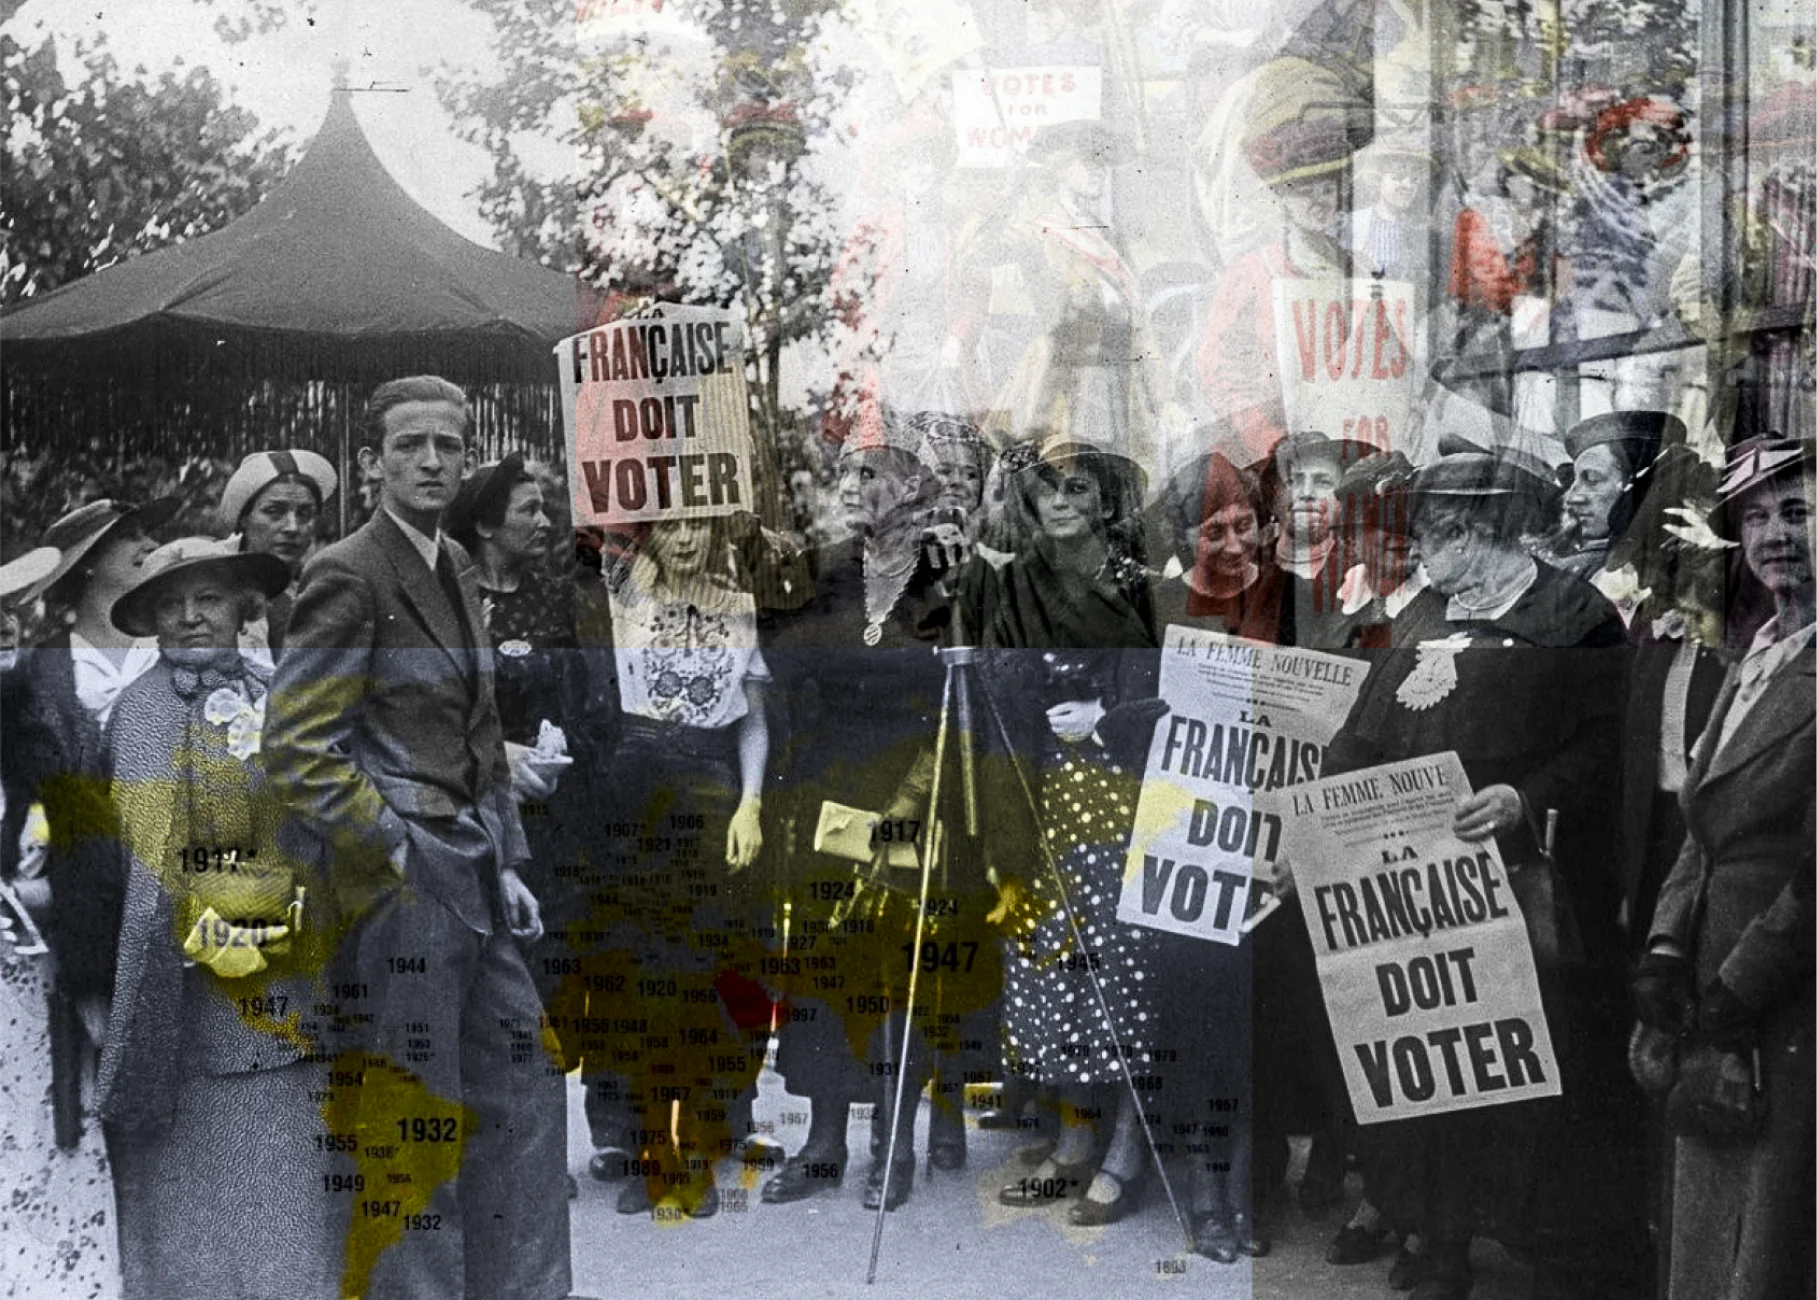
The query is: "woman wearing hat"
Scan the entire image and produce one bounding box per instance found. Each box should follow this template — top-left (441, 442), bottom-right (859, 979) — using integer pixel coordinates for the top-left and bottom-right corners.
top-left (960, 438), bottom-right (1165, 1226)
top-left (1534, 412), bottom-right (1677, 583)
top-left (9, 499), bottom-right (177, 1108)
top-left (217, 449), bottom-right (337, 657)
top-left (1, 544), bottom-right (124, 1300)
top-left (443, 454), bottom-right (620, 1193)
top-left (1196, 108), bottom-right (1356, 466)
top-left (968, 120), bottom-right (1167, 467)
top-left (95, 536), bottom-right (343, 1300)
top-left (1634, 435), bottom-right (1814, 1300)
top-left (1310, 453), bottom-right (1650, 1298)
top-left (758, 419), bottom-right (988, 1214)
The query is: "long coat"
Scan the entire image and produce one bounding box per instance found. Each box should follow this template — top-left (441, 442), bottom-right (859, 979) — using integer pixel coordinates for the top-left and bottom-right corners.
top-left (1648, 630), bottom-right (1815, 1300)
top-left (96, 655), bottom-right (341, 1300)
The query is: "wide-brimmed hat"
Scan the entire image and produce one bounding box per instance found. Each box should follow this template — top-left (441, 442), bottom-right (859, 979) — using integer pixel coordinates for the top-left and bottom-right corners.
top-left (0, 547), bottom-right (61, 605)
top-left (110, 536), bottom-right (290, 638)
top-left (444, 452), bottom-right (531, 550)
top-left (218, 448), bottom-right (338, 532)
top-left (36, 497), bottom-right (181, 600)
top-left (1563, 411), bottom-right (1684, 471)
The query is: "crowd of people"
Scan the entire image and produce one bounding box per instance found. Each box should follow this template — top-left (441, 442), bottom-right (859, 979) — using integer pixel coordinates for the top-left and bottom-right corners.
top-left (0, 24), bottom-right (1811, 1298)
top-left (0, 357), bottom-right (1810, 1300)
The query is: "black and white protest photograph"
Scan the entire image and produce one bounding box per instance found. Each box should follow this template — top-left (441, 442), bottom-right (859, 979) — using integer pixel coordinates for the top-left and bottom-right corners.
top-left (1, 0), bottom-right (1812, 1297)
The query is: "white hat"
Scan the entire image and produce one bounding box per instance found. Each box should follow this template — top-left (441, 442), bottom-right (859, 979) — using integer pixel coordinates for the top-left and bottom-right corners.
top-left (0, 547), bottom-right (60, 603)
top-left (218, 449), bottom-right (337, 531)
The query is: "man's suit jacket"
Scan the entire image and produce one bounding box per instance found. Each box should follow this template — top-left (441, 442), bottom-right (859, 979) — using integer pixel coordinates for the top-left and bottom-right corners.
top-left (264, 509), bottom-right (528, 933)
top-left (1650, 634), bottom-right (1815, 1025)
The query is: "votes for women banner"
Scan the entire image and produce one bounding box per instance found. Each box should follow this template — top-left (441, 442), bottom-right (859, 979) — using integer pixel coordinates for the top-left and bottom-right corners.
top-left (557, 303), bottom-right (756, 527)
top-left (1263, 751), bottom-right (1562, 1124)
top-left (952, 66), bottom-right (1102, 168)
top-left (1271, 278), bottom-right (1416, 454)
top-left (1116, 626), bottom-right (1365, 946)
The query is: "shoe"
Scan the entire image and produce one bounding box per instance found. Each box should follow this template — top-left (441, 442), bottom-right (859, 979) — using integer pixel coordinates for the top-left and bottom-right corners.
top-left (928, 1105), bottom-right (967, 1171)
top-left (1233, 1213), bottom-right (1271, 1257)
top-left (976, 1107), bottom-right (1019, 1130)
top-left (566, 1173), bottom-right (579, 1200)
top-left (616, 1179), bottom-right (652, 1216)
top-left (677, 1185), bottom-right (720, 1219)
top-left (1192, 1213), bottom-right (1240, 1264)
top-left (738, 1135), bottom-right (785, 1170)
top-left (1389, 1245), bottom-right (1427, 1290)
top-left (1327, 1222), bottom-right (1391, 1265)
top-left (760, 1151), bottom-right (847, 1204)
top-left (998, 1159), bottom-right (1089, 1207)
top-left (861, 1158), bottom-right (914, 1211)
top-left (1067, 1171), bottom-right (1139, 1226)
top-left (588, 1147), bottom-right (631, 1182)
top-left (928, 1138), bottom-right (967, 1172)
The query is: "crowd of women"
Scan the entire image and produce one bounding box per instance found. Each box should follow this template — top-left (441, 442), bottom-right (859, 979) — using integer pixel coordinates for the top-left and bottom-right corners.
top-left (0, 376), bottom-right (1809, 1300)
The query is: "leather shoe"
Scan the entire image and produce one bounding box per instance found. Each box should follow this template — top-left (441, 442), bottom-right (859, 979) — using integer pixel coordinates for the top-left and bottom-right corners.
top-left (1067, 1171), bottom-right (1139, 1226)
top-left (861, 1158), bottom-right (914, 1211)
top-left (760, 1152), bottom-right (846, 1204)
top-left (928, 1107), bottom-right (967, 1171)
top-left (616, 1178), bottom-right (652, 1216)
top-left (1327, 1222), bottom-right (1391, 1265)
top-left (588, 1148), bottom-right (631, 1182)
top-left (999, 1159), bottom-right (1089, 1207)
top-left (1192, 1213), bottom-right (1239, 1264)
top-left (975, 1107), bottom-right (1019, 1130)
top-left (1233, 1212), bottom-right (1270, 1257)
top-left (1389, 1244), bottom-right (1427, 1290)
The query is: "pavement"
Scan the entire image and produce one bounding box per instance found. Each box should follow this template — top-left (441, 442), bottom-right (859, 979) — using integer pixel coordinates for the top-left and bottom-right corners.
top-left (562, 1068), bottom-right (1538, 1300)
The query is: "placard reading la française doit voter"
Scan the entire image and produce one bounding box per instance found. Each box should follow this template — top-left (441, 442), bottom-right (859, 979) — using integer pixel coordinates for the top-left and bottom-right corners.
top-left (557, 303), bottom-right (756, 526)
top-left (1116, 626), bottom-right (1364, 946)
top-left (1264, 751), bottom-right (1562, 1124)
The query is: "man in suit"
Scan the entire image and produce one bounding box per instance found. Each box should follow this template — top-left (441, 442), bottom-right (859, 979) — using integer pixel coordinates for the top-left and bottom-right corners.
top-left (1634, 434), bottom-right (1814, 1300)
top-left (264, 376), bottom-right (580, 1300)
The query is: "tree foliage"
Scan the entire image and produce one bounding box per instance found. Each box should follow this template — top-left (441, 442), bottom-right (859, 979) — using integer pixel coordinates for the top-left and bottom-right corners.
top-left (438, 0), bottom-right (862, 440)
top-left (1, 28), bottom-right (294, 307)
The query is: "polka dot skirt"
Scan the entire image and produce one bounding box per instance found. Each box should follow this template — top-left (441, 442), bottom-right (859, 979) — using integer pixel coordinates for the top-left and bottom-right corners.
top-left (1001, 746), bottom-right (1158, 1087)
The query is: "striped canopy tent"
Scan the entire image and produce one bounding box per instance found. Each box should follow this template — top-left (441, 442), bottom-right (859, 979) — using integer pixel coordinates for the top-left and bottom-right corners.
top-left (0, 84), bottom-right (601, 535)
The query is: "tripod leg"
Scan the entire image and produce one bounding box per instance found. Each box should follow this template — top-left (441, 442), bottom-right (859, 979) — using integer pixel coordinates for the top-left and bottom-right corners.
top-left (975, 673), bottom-right (1196, 1253)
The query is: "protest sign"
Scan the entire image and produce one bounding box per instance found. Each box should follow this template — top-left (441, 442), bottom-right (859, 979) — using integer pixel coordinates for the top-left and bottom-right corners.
top-left (1264, 751), bottom-right (1561, 1123)
top-left (557, 303), bottom-right (755, 527)
top-left (1116, 626), bottom-right (1365, 946)
top-left (952, 66), bottom-right (1102, 168)
top-left (1271, 278), bottom-right (1416, 454)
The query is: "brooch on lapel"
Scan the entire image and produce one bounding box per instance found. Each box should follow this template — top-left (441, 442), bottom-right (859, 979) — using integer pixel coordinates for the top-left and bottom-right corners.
top-left (1396, 633), bottom-right (1472, 712)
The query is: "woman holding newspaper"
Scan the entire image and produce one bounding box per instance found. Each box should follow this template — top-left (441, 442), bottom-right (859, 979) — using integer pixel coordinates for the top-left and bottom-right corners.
top-left (1303, 451), bottom-right (1648, 1300)
top-left (962, 436), bottom-right (1166, 1228)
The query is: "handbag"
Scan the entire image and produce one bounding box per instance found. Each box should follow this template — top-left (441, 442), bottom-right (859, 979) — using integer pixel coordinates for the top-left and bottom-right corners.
top-left (1508, 806), bottom-right (1585, 974)
top-left (1627, 1021), bottom-right (1679, 1095)
top-left (1666, 1039), bottom-right (1766, 1143)
top-left (1508, 857), bottom-right (1585, 973)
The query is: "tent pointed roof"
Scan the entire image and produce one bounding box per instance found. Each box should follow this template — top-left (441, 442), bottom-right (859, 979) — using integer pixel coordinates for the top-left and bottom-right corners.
top-left (1, 90), bottom-right (593, 378)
